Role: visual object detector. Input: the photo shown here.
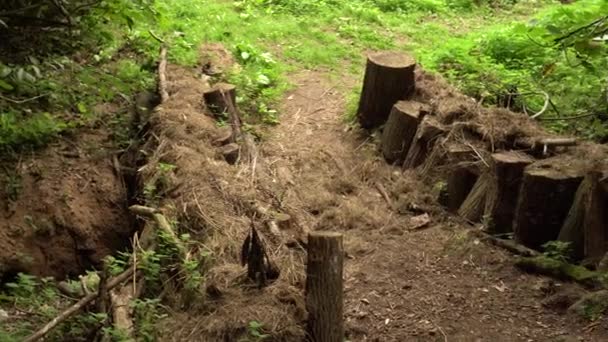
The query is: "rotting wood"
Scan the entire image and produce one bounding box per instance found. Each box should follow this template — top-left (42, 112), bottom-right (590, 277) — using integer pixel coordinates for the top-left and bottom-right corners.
top-left (306, 231), bottom-right (344, 342)
top-left (357, 51), bottom-right (416, 129)
top-left (24, 266), bottom-right (136, 342)
top-left (240, 223), bottom-right (280, 288)
top-left (403, 116), bottom-right (446, 169)
top-left (514, 161), bottom-right (584, 250)
top-left (380, 101), bottom-right (428, 164)
top-left (515, 256), bottom-right (605, 289)
top-left (484, 151), bottom-right (534, 235)
top-left (158, 47), bottom-right (169, 103)
top-left (458, 171), bottom-right (491, 223)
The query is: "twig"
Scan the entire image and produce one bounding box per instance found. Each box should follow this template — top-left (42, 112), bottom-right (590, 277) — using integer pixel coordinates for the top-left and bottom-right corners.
top-left (538, 113), bottom-right (601, 121)
top-left (374, 182), bottom-right (394, 210)
top-left (158, 47), bottom-right (169, 103)
top-left (148, 30), bottom-right (165, 44)
top-left (464, 142), bottom-right (489, 168)
top-left (0, 93), bottom-right (48, 104)
top-left (24, 266), bottom-right (135, 342)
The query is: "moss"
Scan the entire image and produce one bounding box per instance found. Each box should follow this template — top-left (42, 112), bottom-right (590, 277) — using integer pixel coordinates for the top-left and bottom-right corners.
top-left (515, 256), bottom-right (605, 288)
top-left (568, 290), bottom-right (608, 321)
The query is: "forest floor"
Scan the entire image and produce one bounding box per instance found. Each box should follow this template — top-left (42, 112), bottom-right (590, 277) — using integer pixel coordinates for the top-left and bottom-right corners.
top-left (250, 68), bottom-right (608, 341)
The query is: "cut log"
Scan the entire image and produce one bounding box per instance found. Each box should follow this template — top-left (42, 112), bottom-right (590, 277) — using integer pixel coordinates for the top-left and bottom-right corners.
top-left (513, 160), bottom-right (584, 250)
top-left (306, 231), bottom-right (344, 342)
top-left (218, 143), bottom-right (240, 165)
top-left (515, 256), bottom-right (604, 288)
top-left (240, 224), bottom-right (280, 289)
top-left (357, 52), bottom-right (416, 129)
top-left (484, 151), bottom-right (535, 235)
top-left (381, 101), bottom-right (428, 164)
top-left (458, 172), bottom-right (491, 222)
top-left (402, 116), bottom-right (446, 169)
top-left (584, 171), bottom-right (608, 261)
top-left (203, 83), bottom-right (237, 118)
top-left (446, 166), bottom-right (478, 212)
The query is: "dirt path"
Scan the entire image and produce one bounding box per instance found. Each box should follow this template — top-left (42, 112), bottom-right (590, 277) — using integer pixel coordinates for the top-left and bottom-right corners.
top-left (260, 70), bottom-right (608, 342)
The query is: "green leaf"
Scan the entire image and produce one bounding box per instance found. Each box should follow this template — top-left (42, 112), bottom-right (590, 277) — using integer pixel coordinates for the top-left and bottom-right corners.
top-left (241, 51), bottom-right (251, 61)
top-left (257, 74), bottom-right (271, 85)
top-left (0, 79), bottom-right (13, 91)
top-left (77, 102), bottom-right (88, 114)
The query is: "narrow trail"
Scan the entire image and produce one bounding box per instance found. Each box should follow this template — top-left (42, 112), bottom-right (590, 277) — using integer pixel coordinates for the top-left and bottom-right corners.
top-left (261, 70), bottom-right (608, 341)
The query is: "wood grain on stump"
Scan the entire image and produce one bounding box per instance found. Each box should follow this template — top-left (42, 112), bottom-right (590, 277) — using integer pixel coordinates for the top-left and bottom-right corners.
top-left (458, 171), bottom-right (491, 222)
top-left (381, 101), bottom-right (428, 164)
top-left (484, 151), bottom-right (534, 235)
top-left (403, 115), bottom-right (445, 169)
top-left (357, 52), bottom-right (416, 129)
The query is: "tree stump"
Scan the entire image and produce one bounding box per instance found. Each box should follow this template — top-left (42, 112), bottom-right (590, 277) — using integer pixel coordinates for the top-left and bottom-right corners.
top-left (218, 143), bottom-right (240, 165)
top-left (558, 176), bottom-right (593, 260)
top-left (381, 101), bottom-right (428, 164)
top-left (203, 83), bottom-right (237, 118)
top-left (484, 151), bottom-right (534, 235)
top-left (357, 52), bottom-right (416, 129)
top-left (403, 116), bottom-right (446, 169)
top-left (446, 166), bottom-right (478, 212)
top-left (583, 171), bottom-right (608, 261)
top-left (306, 231), bottom-right (344, 342)
top-left (513, 160), bottom-right (584, 250)
top-left (458, 171), bottom-right (491, 222)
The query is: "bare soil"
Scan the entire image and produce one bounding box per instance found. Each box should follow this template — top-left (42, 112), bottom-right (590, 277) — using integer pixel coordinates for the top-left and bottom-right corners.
top-left (0, 122), bottom-right (135, 281)
top-left (262, 70), bottom-right (608, 341)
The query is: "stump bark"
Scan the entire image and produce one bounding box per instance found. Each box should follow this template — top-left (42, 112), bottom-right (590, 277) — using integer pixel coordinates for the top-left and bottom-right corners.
top-left (484, 151), bottom-right (534, 235)
top-left (218, 143), bottom-right (240, 165)
top-left (583, 171), bottom-right (608, 261)
top-left (203, 83), bottom-right (237, 118)
top-left (357, 52), bottom-right (416, 129)
top-left (558, 176), bottom-right (593, 260)
top-left (381, 101), bottom-right (428, 164)
top-left (403, 116), bottom-right (446, 169)
top-left (306, 231), bottom-right (344, 342)
top-left (514, 162), bottom-right (584, 250)
top-left (458, 172), bottom-right (491, 222)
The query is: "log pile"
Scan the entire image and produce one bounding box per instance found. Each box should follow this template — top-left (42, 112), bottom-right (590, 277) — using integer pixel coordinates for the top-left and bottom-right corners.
top-left (357, 50), bottom-right (608, 262)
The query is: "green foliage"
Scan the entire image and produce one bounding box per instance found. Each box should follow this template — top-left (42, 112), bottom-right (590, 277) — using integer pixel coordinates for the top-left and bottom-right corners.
top-left (238, 320), bottom-right (270, 341)
top-left (542, 240), bottom-right (573, 262)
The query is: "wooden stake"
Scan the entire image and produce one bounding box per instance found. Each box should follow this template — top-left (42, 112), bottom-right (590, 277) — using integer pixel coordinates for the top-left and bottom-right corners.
top-left (484, 151), bottom-right (534, 235)
top-left (357, 51), bottom-right (416, 129)
top-left (583, 171), bottom-right (608, 261)
top-left (306, 231), bottom-right (344, 342)
top-left (380, 101), bottom-right (428, 164)
top-left (446, 166), bottom-right (478, 212)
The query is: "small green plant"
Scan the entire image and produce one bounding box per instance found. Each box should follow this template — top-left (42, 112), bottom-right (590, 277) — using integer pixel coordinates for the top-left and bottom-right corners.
top-left (542, 240), bottom-right (573, 263)
top-left (238, 320), bottom-right (270, 341)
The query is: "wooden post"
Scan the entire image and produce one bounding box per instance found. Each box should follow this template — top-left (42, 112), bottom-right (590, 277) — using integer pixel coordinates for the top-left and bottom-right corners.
top-left (357, 52), bottom-right (416, 129)
top-left (306, 231), bottom-right (344, 342)
top-left (402, 116), bottom-right (445, 169)
top-left (484, 151), bottom-right (534, 235)
top-left (513, 160), bottom-right (584, 250)
top-left (380, 101), bottom-right (428, 164)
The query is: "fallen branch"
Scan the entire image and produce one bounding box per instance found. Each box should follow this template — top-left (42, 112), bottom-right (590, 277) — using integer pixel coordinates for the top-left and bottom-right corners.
top-left (158, 46), bottom-right (169, 103)
top-left (469, 230), bottom-right (538, 257)
top-left (24, 266), bottom-right (135, 342)
top-left (374, 182), bottom-right (394, 210)
top-left (515, 256), bottom-right (606, 289)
